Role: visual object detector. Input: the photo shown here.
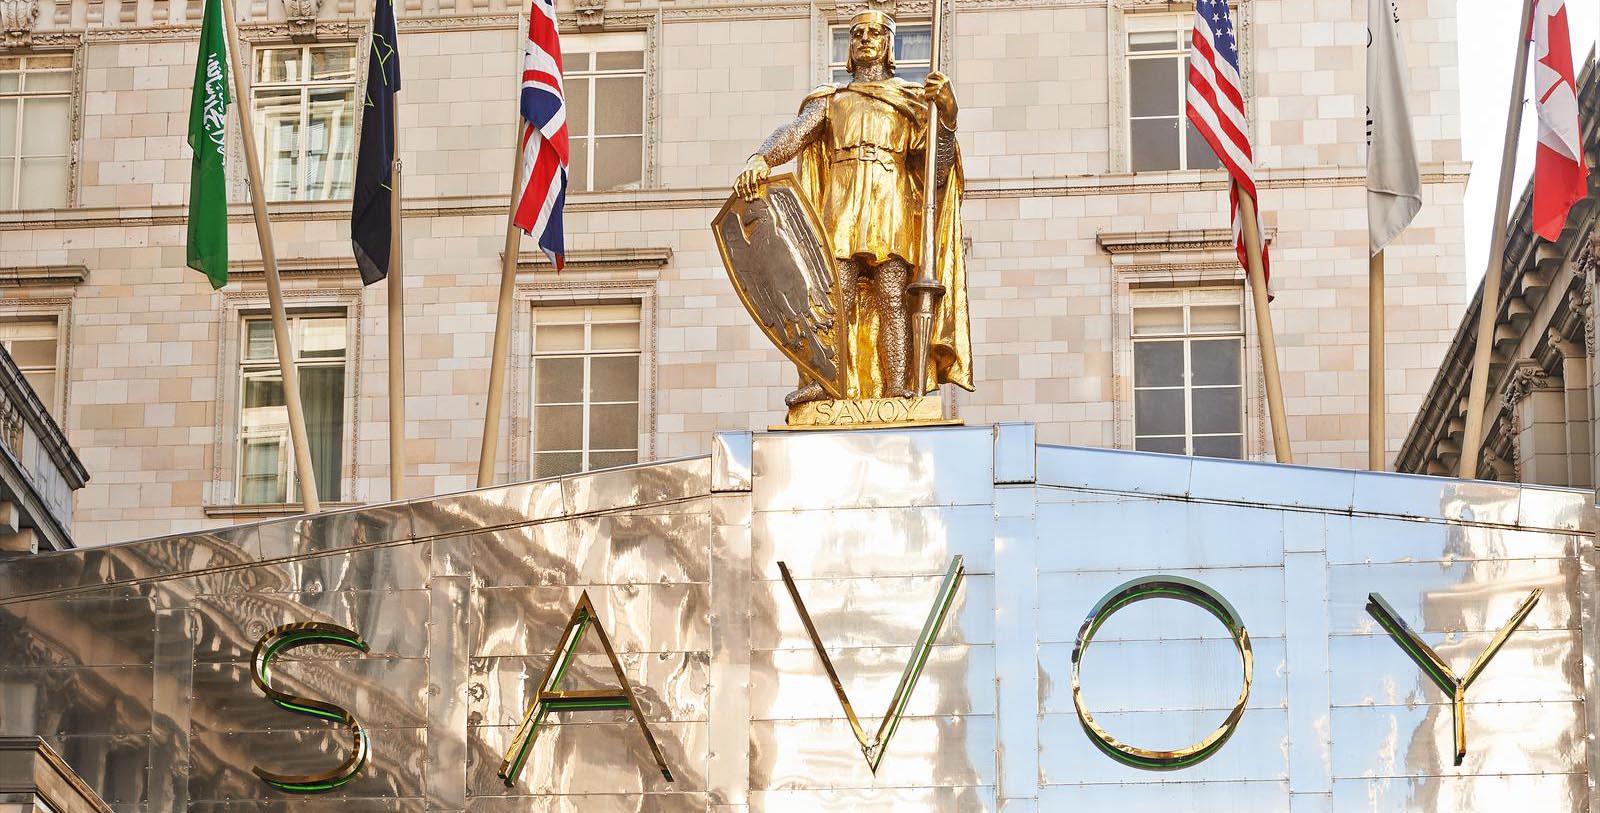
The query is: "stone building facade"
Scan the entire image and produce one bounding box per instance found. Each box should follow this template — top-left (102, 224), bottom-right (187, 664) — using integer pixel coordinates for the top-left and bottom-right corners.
top-left (1398, 56), bottom-right (1597, 486)
top-left (0, 0), bottom-right (1469, 545)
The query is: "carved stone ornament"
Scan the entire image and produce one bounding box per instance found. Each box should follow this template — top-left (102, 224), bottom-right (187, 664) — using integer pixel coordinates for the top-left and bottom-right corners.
top-left (1582, 238), bottom-right (1597, 355)
top-left (575, 0), bottom-right (603, 31)
top-left (1502, 359), bottom-right (1553, 409)
top-left (282, 0), bottom-right (321, 41)
top-left (0, 0), bottom-right (40, 48)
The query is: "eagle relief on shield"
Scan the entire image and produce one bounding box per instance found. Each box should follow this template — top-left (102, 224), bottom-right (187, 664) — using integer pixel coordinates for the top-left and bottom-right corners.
top-left (713, 177), bottom-right (849, 399)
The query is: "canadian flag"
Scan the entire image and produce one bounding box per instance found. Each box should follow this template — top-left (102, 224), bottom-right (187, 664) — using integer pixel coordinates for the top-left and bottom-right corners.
top-left (1530, 0), bottom-right (1589, 242)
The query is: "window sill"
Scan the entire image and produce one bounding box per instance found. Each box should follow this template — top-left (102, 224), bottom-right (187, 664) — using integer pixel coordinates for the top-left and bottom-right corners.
top-left (202, 501), bottom-right (364, 519)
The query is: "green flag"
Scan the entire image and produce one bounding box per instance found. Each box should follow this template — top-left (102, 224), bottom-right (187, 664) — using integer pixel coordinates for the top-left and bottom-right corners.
top-left (186, 0), bottom-right (230, 289)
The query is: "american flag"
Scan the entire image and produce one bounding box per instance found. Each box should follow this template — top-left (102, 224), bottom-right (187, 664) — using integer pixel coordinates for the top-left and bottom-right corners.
top-left (514, 0), bottom-right (569, 269)
top-left (1187, 0), bottom-right (1270, 293)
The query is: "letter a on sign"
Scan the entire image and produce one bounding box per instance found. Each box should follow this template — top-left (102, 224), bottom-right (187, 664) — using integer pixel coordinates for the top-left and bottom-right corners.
top-left (498, 591), bottom-right (674, 787)
top-left (778, 556), bottom-right (965, 773)
top-left (1366, 589), bottom-right (1542, 766)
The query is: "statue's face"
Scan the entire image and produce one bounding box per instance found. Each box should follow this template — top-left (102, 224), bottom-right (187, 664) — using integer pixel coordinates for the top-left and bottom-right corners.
top-left (848, 22), bottom-right (892, 73)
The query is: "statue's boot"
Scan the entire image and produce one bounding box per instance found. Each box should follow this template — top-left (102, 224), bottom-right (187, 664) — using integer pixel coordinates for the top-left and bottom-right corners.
top-left (785, 382), bottom-right (827, 407)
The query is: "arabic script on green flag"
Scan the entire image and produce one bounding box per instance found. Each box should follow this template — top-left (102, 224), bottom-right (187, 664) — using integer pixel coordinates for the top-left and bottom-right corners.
top-left (186, 0), bottom-right (230, 289)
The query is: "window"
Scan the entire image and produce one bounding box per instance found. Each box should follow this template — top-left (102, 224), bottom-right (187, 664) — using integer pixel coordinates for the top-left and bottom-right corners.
top-left (0, 317), bottom-right (60, 416)
top-left (0, 55), bottom-right (71, 209)
top-left (237, 314), bottom-right (346, 504)
top-left (830, 22), bottom-right (932, 84)
top-left (1126, 28), bottom-right (1222, 172)
top-left (1132, 288), bottom-right (1244, 458)
top-left (253, 45), bottom-right (358, 201)
top-left (530, 303), bottom-right (640, 477)
top-left (563, 34), bottom-right (644, 192)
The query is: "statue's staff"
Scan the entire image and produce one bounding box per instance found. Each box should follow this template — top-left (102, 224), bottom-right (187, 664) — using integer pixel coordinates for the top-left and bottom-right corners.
top-left (907, 0), bottom-right (947, 395)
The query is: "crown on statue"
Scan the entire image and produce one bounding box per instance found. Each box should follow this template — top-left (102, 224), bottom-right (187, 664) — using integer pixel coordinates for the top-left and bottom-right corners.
top-left (849, 10), bottom-right (896, 31)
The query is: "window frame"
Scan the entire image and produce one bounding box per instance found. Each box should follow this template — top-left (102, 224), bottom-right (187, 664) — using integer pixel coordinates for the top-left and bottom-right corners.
top-left (0, 54), bottom-right (74, 210)
top-left (528, 302), bottom-right (642, 477)
top-left (1130, 287), bottom-right (1246, 458)
top-left (561, 31), bottom-right (646, 193)
top-left (234, 311), bottom-right (350, 505)
top-left (250, 43), bottom-right (360, 202)
top-left (0, 314), bottom-right (64, 418)
top-left (827, 21), bottom-right (934, 84)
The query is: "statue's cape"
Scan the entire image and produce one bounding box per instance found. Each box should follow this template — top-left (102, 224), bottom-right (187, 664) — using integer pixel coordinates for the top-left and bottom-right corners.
top-left (792, 80), bottom-right (974, 394)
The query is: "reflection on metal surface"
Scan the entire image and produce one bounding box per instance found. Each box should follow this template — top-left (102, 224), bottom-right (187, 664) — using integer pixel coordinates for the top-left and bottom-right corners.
top-left (776, 556), bottom-right (965, 773)
top-left (1366, 589), bottom-right (1543, 766)
top-left (1070, 576), bottom-right (1253, 770)
top-left (248, 622), bottom-right (371, 793)
top-left (496, 591), bottom-right (674, 788)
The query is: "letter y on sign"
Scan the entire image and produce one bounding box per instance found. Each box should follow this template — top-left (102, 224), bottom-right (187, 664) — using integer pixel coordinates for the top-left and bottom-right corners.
top-left (1366, 589), bottom-right (1542, 766)
top-left (778, 556), bottom-right (965, 773)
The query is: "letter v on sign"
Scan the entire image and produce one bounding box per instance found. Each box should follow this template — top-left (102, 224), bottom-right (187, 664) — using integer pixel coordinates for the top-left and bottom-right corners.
top-left (1366, 589), bottom-right (1542, 766)
top-left (778, 556), bottom-right (965, 773)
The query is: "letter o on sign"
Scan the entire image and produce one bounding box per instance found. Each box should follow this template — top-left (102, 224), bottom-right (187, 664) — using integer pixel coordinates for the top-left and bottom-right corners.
top-left (1070, 575), bottom-right (1253, 770)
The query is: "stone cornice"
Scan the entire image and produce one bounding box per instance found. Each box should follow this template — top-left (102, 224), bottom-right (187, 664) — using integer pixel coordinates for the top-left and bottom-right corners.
top-left (0, 264), bottom-right (87, 287)
top-left (514, 247), bottom-right (672, 272)
top-left (1096, 228), bottom-right (1232, 254)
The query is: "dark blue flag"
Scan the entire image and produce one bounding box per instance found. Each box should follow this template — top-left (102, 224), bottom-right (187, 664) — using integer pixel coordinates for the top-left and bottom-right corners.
top-left (351, 0), bottom-right (400, 286)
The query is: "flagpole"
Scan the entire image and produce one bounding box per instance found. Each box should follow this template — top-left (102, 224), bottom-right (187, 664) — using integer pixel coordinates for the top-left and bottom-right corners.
top-left (387, 74), bottom-right (406, 501)
top-left (477, 130), bottom-right (527, 488)
top-left (1459, 0), bottom-right (1536, 479)
top-left (1369, 249), bottom-right (1385, 470)
top-left (907, 0), bottom-right (946, 395)
top-left (218, 0), bottom-right (321, 512)
top-left (1236, 188), bottom-right (1292, 464)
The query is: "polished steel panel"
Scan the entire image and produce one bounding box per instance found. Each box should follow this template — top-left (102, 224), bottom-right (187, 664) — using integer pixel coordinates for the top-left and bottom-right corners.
top-left (0, 425), bottom-right (1591, 812)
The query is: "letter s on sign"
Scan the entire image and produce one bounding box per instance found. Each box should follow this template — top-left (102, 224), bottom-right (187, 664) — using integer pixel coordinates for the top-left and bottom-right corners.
top-left (250, 622), bottom-right (371, 792)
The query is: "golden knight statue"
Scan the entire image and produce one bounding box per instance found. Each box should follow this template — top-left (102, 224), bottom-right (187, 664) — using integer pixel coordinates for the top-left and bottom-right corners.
top-left (731, 10), bottom-right (973, 415)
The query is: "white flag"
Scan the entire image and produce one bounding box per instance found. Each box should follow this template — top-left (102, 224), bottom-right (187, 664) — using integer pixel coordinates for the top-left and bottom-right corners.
top-left (1366, 0), bottom-right (1423, 256)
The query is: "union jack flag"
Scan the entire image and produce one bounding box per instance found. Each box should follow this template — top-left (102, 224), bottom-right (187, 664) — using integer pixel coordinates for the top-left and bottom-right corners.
top-left (514, 0), bottom-right (569, 269)
top-left (1187, 0), bottom-right (1270, 294)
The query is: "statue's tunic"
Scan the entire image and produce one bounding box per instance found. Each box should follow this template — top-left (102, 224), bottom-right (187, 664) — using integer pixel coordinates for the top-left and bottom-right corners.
top-left (821, 82), bottom-right (926, 267)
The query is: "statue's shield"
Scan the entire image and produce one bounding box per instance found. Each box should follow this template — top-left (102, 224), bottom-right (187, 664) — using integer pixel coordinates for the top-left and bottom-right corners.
top-left (713, 176), bottom-right (846, 399)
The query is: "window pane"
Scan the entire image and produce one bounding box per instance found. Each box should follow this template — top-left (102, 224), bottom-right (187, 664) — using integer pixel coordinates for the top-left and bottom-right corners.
top-left (1135, 436), bottom-right (1185, 454)
top-left (0, 161), bottom-right (13, 208)
top-left (298, 320), bottom-right (345, 359)
top-left (1134, 388), bottom-right (1184, 436)
top-left (591, 322), bottom-right (638, 350)
top-left (589, 304), bottom-right (640, 321)
top-left (24, 70), bottom-right (71, 93)
top-left (831, 28), bottom-right (849, 65)
top-left (1129, 57), bottom-right (1180, 118)
top-left (588, 402), bottom-right (637, 450)
top-left (897, 65), bottom-right (930, 84)
top-left (832, 68), bottom-right (852, 84)
top-left (534, 404), bottom-right (582, 451)
top-left (1185, 116), bottom-right (1223, 170)
top-left (22, 371), bottom-right (53, 405)
top-left (534, 324), bottom-right (584, 352)
top-left (245, 320), bottom-right (276, 360)
top-left (1132, 306), bottom-right (1183, 335)
top-left (1133, 341), bottom-right (1182, 387)
top-left (534, 356), bottom-right (583, 403)
top-left (1191, 386), bottom-right (1242, 434)
top-left (242, 374), bottom-right (286, 413)
top-left (0, 100), bottom-right (17, 157)
top-left (594, 76), bottom-right (642, 136)
top-left (257, 89), bottom-right (303, 201)
top-left (0, 73), bottom-right (18, 92)
top-left (592, 136), bottom-right (642, 190)
top-left (310, 46), bottom-right (357, 81)
top-left (534, 451), bottom-right (581, 478)
top-left (240, 436), bottom-right (288, 504)
top-left (1190, 304), bottom-right (1241, 332)
top-left (257, 48), bottom-right (302, 84)
top-left (1193, 435), bottom-right (1243, 459)
top-left (7, 336), bottom-right (54, 367)
top-left (299, 365), bottom-right (344, 502)
top-left (595, 51), bottom-right (643, 71)
top-left (590, 355), bottom-right (638, 401)
top-left (17, 158), bottom-right (66, 208)
top-left (565, 52), bottom-right (593, 72)
top-left (566, 77), bottom-right (589, 138)
top-left (28, 56), bottom-right (72, 70)
top-left (589, 450), bottom-right (637, 469)
top-left (20, 97), bottom-right (69, 155)
top-left (1129, 30), bottom-right (1178, 51)
top-left (1130, 117), bottom-right (1180, 172)
top-left (306, 87), bottom-right (356, 200)
top-left (568, 138), bottom-right (590, 192)
top-left (1190, 339), bottom-right (1241, 386)
top-left (895, 25), bottom-right (932, 62)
